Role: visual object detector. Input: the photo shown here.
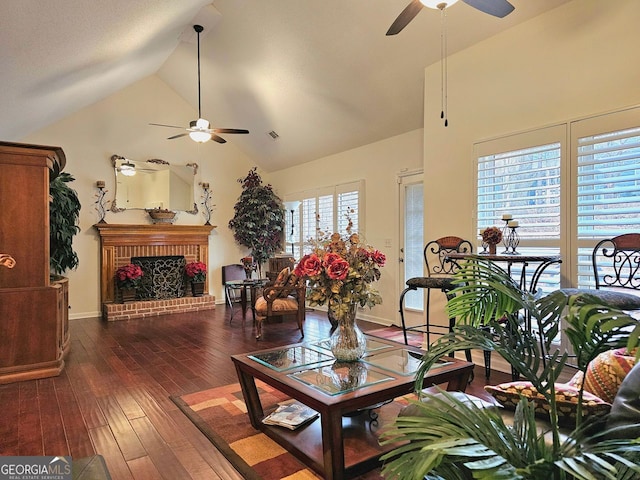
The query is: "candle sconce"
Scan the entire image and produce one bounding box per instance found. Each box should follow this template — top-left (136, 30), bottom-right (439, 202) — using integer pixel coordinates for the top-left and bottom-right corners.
top-left (94, 180), bottom-right (109, 224)
top-left (200, 182), bottom-right (214, 226)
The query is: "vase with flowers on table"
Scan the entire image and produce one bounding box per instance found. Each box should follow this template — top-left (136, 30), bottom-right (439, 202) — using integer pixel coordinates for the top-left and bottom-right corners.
top-left (185, 261), bottom-right (207, 297)
top-left (115, 263), bottom-right (144, 303)
top-left (480, 226), bottom-right (503, 255)
top-left (294, 219), bottom-right (386, 361)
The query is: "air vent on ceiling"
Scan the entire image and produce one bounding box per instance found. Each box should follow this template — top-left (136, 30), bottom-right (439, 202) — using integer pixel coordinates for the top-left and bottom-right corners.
top-left (267, 130), bottom-right (279, 140)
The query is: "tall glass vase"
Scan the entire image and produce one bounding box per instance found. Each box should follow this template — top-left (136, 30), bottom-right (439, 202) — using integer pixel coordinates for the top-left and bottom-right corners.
top-left (329, 300), bottom-right (366, 361)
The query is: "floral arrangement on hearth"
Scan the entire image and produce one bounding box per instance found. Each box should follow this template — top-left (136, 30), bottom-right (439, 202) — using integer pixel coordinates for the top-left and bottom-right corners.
top-left (185, 261), bottom-right (207, 283)
top-left (115, 263), bottom-right (144, 289)
top-left (481, 226), bottom-right (503, 245)
top-left (294, 222), bottom-right (386, 310)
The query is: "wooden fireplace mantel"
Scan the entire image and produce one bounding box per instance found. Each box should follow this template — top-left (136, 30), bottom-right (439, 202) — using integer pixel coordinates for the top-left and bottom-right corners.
top-left (94, 223), bottom-right (215, 306)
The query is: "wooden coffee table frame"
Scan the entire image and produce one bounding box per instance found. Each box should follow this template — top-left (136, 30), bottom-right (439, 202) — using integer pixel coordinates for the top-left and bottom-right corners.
top-left (231, 336), bottom-right (474, 480)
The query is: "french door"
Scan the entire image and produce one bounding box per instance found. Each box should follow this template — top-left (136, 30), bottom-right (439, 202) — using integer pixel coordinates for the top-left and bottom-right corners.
top-left (398, 172), bottom-right (424, 328)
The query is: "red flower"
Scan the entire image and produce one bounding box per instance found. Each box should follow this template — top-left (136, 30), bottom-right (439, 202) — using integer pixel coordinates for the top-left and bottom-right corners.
top-left (185, 261), bottom-right (207, 282)
top-left (294, 254), bottom-right (322, 277)
top-left (326, 257), bottom-right (349, 280)
top-left (115, 263), bottom-right (143, 289)
top-left (370, 250), bottom-right (386, 267)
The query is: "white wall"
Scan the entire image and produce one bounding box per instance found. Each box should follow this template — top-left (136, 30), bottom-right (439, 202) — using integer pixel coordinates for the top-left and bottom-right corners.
top-left (267, 128), bottom-right (424, 326)
top-left (24, 75), bottom-right (255, 318)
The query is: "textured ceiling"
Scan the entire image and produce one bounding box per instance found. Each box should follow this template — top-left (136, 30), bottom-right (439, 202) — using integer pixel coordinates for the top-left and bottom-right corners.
top-left (0, 0), bottom-right (571, 172)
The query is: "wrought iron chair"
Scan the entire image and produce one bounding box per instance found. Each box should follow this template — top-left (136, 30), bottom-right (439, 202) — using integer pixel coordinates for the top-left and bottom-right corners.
top-left (562, 234), bottom-right (640, 312)
top-left (399, 236), bottom-right (472, 343)
top-left (398, 236), bottom-right (490, 374)
top-left (593, 234), bottom-right (640, 293)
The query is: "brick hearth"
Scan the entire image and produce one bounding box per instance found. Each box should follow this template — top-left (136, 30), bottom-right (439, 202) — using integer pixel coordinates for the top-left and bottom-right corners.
top-left (104, 295), bottom-right (215, 321)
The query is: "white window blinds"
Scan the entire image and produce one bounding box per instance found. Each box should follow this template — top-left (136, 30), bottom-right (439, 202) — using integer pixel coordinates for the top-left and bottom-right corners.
top-left (288, 181), bottom-right (364, 256)
top-left (576, 126), bottom-right (640, 238)
top-left (477, 142), bottom-right (561, 239)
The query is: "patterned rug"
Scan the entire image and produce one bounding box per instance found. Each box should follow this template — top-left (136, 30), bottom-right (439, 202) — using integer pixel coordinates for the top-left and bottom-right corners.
top-left (171, 381), bottom-right (412, 480)
top-left (366, 325), bottom-right (423, 348)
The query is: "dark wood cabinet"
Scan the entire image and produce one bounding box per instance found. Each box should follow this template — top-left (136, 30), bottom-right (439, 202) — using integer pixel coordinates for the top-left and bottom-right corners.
top-left (0, 141), bottom-right (69, 384)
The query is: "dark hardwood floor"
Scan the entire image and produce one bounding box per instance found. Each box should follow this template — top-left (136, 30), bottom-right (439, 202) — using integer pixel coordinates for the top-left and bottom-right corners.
top-left (0, 305), bottom-right (511, 479)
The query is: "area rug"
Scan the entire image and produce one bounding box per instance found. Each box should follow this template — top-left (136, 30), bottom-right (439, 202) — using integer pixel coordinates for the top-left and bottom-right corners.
top-left (366, 325), bottom-right (423, 348)
top-left (171, 382), bottom-right (412, 480)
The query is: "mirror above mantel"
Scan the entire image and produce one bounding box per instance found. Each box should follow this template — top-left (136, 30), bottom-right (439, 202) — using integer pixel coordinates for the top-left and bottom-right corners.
top-left (111, 155), bottom-right (198, 214)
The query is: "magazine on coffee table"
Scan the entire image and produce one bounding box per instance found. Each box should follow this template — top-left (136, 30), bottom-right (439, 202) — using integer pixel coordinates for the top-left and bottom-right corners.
top-left (262, 401), bottom-right (319, 430)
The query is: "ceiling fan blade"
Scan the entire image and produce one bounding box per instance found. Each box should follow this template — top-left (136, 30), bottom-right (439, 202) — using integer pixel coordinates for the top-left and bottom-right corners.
top-left (167, 133), bottom-right (189, 140)
top-left (386, 0), bottom-right (424, 36)
top-left (212, 128), bottom-right (249, 134)
top-left (211, 134), bottom-right (227, 144)
top-left (462, 0), bottom-right (514, 18)
top-left (149, 122), bottom-right (184, 129)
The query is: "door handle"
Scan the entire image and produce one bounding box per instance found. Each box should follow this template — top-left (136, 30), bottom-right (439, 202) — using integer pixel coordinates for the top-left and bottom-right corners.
top-left (0, 254), bottom-right (16, 269)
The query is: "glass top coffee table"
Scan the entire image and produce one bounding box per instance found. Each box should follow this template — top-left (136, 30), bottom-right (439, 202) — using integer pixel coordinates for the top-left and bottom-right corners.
top-left (231, 335), bottom-right (474, 480)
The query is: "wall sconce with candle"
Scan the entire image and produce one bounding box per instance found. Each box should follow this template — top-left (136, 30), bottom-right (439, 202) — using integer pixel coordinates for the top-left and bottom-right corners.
top-left (94, 180), bottom-right (108, 223)
top-left (200, 182), bottom-right (214, 225)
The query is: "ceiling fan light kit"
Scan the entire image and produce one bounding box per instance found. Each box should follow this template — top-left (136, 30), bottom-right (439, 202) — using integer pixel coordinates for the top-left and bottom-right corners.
top-left (419, 0), bottom-right (459, 10)
top-left (149, 24), bottom-right (249, 144)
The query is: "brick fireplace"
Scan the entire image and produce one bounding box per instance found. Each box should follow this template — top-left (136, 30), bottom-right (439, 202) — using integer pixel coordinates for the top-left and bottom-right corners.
top-left (94, 223), bottom-right (215, 321)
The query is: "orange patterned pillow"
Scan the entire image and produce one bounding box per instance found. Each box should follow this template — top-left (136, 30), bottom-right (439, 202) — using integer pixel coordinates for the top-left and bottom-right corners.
top-left (485, 381), bottom-right (611, 426)
top-left (567, 348), bottom-right (637, 403)
top-left (583, 348), bottom-right (637, 403)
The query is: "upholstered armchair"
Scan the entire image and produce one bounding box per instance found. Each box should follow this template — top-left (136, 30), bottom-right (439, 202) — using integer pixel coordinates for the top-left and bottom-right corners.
top-left (254, 268), bottom-right (306, 340)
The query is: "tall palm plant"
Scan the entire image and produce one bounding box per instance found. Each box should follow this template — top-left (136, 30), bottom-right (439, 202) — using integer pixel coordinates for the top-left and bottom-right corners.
top-left (380, 259), bottom-right (640, 480)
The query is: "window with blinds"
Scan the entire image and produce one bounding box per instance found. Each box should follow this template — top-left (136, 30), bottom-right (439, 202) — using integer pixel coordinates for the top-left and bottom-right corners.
top-left (576, 127), bottom-right (640, 238)
top-left (285, 180), bottom-right (364, 257)
top-left (475, 125), bottom-right (565, 294)
top-left (477, 143), bottom-right (561, 239)
top-left (575, 124), bottom-right (640, 288)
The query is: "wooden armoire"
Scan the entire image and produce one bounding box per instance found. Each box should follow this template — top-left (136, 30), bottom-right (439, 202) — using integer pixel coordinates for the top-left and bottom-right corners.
top-left (0, 141), bottom-right (70, 384)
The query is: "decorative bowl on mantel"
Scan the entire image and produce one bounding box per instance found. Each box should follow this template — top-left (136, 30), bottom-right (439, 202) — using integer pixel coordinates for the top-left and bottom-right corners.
top-left (145, 208), bottom-right (176, 224)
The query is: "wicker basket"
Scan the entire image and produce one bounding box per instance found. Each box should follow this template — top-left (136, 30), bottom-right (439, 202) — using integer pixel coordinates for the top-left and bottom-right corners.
top-left (146, 209), bottom-right (176, 224)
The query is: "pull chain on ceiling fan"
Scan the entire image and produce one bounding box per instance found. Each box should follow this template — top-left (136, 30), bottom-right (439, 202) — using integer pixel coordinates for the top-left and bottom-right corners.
top-left (149, 24), bottom-right (249, 144)
top-left (386, 0), bottom-right (514, 127)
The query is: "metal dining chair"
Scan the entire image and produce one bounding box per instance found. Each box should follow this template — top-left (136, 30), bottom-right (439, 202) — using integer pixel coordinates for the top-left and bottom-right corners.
top-left (562, 233), bottom-right (640, 312)
top-left (399, 236), bottom-right (483, 372)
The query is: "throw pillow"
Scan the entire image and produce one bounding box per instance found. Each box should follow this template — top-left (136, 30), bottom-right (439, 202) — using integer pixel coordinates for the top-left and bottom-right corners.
top-left (605, 362), bottom-right (640, 439)
top-left (485, 381), bottom-right (611, 426)
top-left (567, 348), bottom-right (637, 403)
top-left (273, 267), bottom-right (290, 287)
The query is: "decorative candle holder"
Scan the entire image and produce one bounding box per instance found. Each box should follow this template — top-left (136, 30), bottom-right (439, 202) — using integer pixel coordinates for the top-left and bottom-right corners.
top-left (200, 182), bottom-right (213, 226)
top-left (479, 229), bottom-right (488, 254)
top-left (501, 219), bottom-right (511, 254)
top-left (94, 180), bottom-right (108, 224)
top-left (506, 225), bottom-right (520, 254)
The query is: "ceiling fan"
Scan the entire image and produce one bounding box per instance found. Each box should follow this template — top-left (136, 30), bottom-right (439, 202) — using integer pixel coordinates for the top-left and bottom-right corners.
top-left (386, 0), bottom-right (514, 36)
top-left (150, 24), bottom-right (249, 144)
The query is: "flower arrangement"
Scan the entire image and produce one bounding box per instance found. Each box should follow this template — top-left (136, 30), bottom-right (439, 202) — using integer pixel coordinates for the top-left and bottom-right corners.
top-left (294, 230), bottom-right (386, 310)
top-left (115, 263), bottom-right (144, 289)
top-left (481, 226), bottom-right (503, 245)
top-left (241, 256), bottom-right (257, 279)
top-left (185, 261), bottom-right (207, 283)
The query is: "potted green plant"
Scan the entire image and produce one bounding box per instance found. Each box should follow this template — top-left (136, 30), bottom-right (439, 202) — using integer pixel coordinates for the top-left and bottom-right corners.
top-left (228, 167), bottom-right (285, 277)
top-left (49, 172), bottom-right (81, 275)
top-left (380, 258), bottom-right (640, 480)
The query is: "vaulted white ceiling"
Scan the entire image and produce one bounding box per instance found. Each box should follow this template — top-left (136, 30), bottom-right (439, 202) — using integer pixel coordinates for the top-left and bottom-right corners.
top-left (0, 0), bottom-right (570, 172)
